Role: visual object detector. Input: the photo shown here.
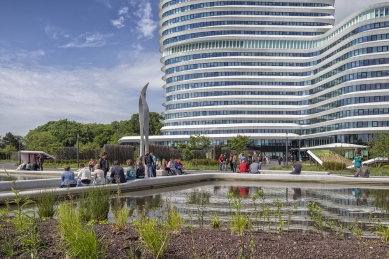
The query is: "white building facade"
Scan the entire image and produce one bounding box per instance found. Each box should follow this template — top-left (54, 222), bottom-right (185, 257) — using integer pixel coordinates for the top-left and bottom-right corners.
top-left (120, 0), bottom-right (389, 155)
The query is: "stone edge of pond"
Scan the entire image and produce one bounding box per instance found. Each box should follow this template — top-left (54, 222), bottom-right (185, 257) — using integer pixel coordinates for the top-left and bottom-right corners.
top-left (1, 173), bottom-right (389, 204)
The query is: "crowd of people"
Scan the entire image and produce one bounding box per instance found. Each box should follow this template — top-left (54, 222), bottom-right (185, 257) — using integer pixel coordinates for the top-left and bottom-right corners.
top-left (16, 153), bottom-right (45, 171)
top-left (59, 150), bottom-right (186, 188)
top-left (218, 151), bottom-right (304, 175)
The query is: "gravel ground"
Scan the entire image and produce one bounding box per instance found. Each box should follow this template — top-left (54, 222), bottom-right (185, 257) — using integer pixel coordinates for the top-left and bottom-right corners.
top-left (1, 219), bottom-right (383, 259)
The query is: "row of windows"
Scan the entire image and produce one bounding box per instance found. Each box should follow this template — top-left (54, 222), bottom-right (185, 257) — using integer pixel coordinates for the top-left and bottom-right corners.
top-left (162, 6), bottom-right (331, 18)
top-left (164, 107), bottom-right (389, 119)
top-left (165, 67), bottom-right (389, 93)
top-left (165, 83), bottom-right (389, 102)
top-left (166, 58), bottom-right (389, 84)
top-left (165, 52), bottom-right (389, 75)
top-left (164, 108), bottom-right (389, 126)
top-left (163, 121), bottom-right (389, 136)
top-left (165, 100), bottom-right (303, 110)
top-left (162, 21), bottom-right (331, 36)
top-left (163, 21), bottom-right (389, 56)
top-left (166, 90), bottom-right (303, 101)
top-left (164, 37), bottom-right (389, 66)
top-left (162, 0), bottom-right (330, 9)
top-left (163, 30), bottom-right (323, 45)
top-left (165, 95), bottom-right (389, 113)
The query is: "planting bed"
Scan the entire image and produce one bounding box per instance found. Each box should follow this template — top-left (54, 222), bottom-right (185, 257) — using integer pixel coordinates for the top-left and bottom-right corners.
top-left (1, 218), bottom-right (386, 259)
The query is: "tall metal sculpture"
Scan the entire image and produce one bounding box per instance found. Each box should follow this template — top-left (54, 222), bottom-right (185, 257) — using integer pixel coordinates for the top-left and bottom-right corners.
top-left (139, 83), bottom-right (150, 165)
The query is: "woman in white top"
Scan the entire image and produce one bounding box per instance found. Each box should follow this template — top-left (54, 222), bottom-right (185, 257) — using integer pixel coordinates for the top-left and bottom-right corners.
top-left (77, 163), bottom-right (92, 186)
top-left (93, 164), bottom-right (105, 185)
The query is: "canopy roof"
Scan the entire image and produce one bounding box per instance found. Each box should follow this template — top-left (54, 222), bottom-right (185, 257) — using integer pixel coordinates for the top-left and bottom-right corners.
top-left (20, 151), bottom-right (55, 160)
top-left (300, 143), bottom-right (368, 151)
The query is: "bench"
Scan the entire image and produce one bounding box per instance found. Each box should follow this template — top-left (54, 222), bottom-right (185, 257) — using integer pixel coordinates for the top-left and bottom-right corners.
top-left (156, 170), bottom-right (169, 176)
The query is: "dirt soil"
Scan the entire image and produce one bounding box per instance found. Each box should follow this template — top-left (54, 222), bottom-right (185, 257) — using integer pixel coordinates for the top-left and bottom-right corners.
top-left (2, 219), bottom-right (388, 259)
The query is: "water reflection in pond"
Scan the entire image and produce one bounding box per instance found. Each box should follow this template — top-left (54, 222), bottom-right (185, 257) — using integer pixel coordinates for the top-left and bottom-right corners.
top-left (0, 174), bottom-right (57, 181)
top-left (118, 183), bottom-right (389, 237)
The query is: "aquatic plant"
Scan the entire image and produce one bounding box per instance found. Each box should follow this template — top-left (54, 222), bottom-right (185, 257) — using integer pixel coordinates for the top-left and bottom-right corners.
top-left (113, 206), bottom-right (130, 231)
top-left (227, 191), bottom-right (251, 235)
top-left (163, 199), bottom-right (185, 233)
top-left (210, 213), bottom-right (221, 229)
top-left (307, 202), bottom-right (325, 234)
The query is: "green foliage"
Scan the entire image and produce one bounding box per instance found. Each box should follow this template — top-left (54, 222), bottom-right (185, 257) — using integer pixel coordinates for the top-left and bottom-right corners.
top-left (307, 202), bottom-right (325, 233)
top-left (36, 191), bottom-right (57, 219)
top-left (163, 199), bottom-right (185, 233)
top-left (113, 206), bottom-right (130, 231)
top-left (227, 192), bottom-right (251, 235)
top-left (228, 135), bottom-right (250, 153)
top-left (369, 132), bottom-right (389, 165)
top-left (58, 202), bottom-right (107, 259)
top-left (323, 161), bottom-right (346, 171)
top-left (78, 187), bottom-right (111, 221)
top-left (210, 213), bottom-right (221, 229)
top-left (0, 145), bottom-right (17, 160)
top-left (24, 131), bottom-right (61, 154)
top-left (182, 135), bottom-right (211, 160)
top-left (132, 217), bottom-right (170, 259)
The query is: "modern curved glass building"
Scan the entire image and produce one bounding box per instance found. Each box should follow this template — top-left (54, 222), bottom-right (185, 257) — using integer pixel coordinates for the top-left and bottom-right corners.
top-left (121, 0), bottom-right (389, 155)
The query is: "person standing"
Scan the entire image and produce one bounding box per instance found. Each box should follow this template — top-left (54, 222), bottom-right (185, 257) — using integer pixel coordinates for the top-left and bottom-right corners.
top-left (222, 154), bottom-right (227, 171)
top-left (278, 156), bottom-right (282, 166)
top-left (354, 153), bottom-right (363, 177)
top-left (151, 152), bottom-right (157, 177)
top-left (144, 151), bottom-right (154, 178)
top-left (232, 154), bottom-right (237, 173)
top-left (253, 151), bottom-right (259, 163)
top-left (267, 154), bottom-right (271, 165)
top-left (38, 153), bottom-right (45, 171)
top-left (88, 158), bottom-right (95, 172)
top-left (240, 153), bottom-right (246, 163)
top-left (98, 152), bottom-right (110, 183)
top-left (218, 154), bottom-right (223, 171)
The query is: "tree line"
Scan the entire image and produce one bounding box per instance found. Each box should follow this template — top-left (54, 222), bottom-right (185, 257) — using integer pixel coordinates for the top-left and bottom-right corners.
top-left (0, 112), bottom-right (163, 157)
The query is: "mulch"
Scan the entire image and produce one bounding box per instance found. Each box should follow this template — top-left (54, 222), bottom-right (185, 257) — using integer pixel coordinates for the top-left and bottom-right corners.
top-left (1, 219), bottom-right (388, 258)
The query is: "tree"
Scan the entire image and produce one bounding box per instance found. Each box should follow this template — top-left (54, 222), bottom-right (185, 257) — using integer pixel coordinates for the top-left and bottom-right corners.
top-left (2, 132), bottom-right (23, 150)
top-left (187, 134), bottom-right (211, 149)
top-left (368, 132), bottom-right (389, 167)
top-left (0, 145), bottom-right (17, 160)
top-left (24, 131), bottom-right (60, 154)
top-left (128, 112), bottom-right (164, 135)
top-left (228, 135), bottom-right (250, 153)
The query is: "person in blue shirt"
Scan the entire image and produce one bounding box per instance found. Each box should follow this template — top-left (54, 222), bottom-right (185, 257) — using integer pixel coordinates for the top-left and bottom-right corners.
top-left (126, 159), bottom-right (136, 180)
top-left (354, 153), bottom-right (362, 177)
top-left (174, 159), bottom-right (183, 175)
top-left (60, 166), bottom-right (77, 188)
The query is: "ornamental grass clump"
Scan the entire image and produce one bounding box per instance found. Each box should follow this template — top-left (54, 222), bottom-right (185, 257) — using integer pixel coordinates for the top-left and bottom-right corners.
top-left (77, 187), bottom-right (111, 222)
top-left (36, 190), bottom-right (57, 219)
top-left (133, 217), bottom-right (170, 259)
top-left (58, 202), bottom-right (107, 259)
top-left (113, 206), bottom-right (130, 231)
top-left (163, 198), bottom-right (185, 233)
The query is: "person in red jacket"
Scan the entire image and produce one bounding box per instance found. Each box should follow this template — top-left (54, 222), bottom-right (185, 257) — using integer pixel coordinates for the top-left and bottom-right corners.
top-left (238, 159), bottom-right (249, 173)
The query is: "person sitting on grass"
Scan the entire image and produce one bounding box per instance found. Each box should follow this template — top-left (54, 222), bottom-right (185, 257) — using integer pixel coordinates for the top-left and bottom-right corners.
top-left (60, 165), bottom-right (77, 188)
top-left (360, 163), bottom-right (370, 178)
top-left (238, 159), bottom-right (249, 173)
top-left (290, 160), bottom-right (302, 175)
top-left (136, 159), bottom-right (145, 179)
top-left (109, 160), bottom-right (127, 184)
top-left (126, 159), bottom-right (136, 181)
top-left (77, 163), bottom-right (92, 186)
top-left (93, 164), bottom-right (105, 185)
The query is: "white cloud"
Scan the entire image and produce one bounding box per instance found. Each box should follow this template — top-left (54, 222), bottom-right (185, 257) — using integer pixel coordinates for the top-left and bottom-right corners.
top-left (134, 2), bottom-right (157, 39)
top-left (94, 0), bottom-right (112, 8)
top-left (111, 16), bottom-right (125, 28)
top-left (118, 7), bottom-right (128, 16)
top-left (0, 51), bottom-right (164, 136)
top-left (45, 26), bottom-right (58, 39)
top-left (59, 32), bottom-right (113, 48)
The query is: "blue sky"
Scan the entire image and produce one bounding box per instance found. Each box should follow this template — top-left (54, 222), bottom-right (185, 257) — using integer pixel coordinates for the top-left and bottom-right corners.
top-left (0, 0), bottom-right (387, 137)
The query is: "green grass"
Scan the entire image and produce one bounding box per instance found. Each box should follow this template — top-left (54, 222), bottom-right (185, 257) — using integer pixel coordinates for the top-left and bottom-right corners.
top-left (310, 150), bottom-right (330, 157)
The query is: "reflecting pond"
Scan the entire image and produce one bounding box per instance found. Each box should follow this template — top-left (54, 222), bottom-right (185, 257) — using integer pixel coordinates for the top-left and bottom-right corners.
top-left (115, 182), bottom-right (389, 237)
